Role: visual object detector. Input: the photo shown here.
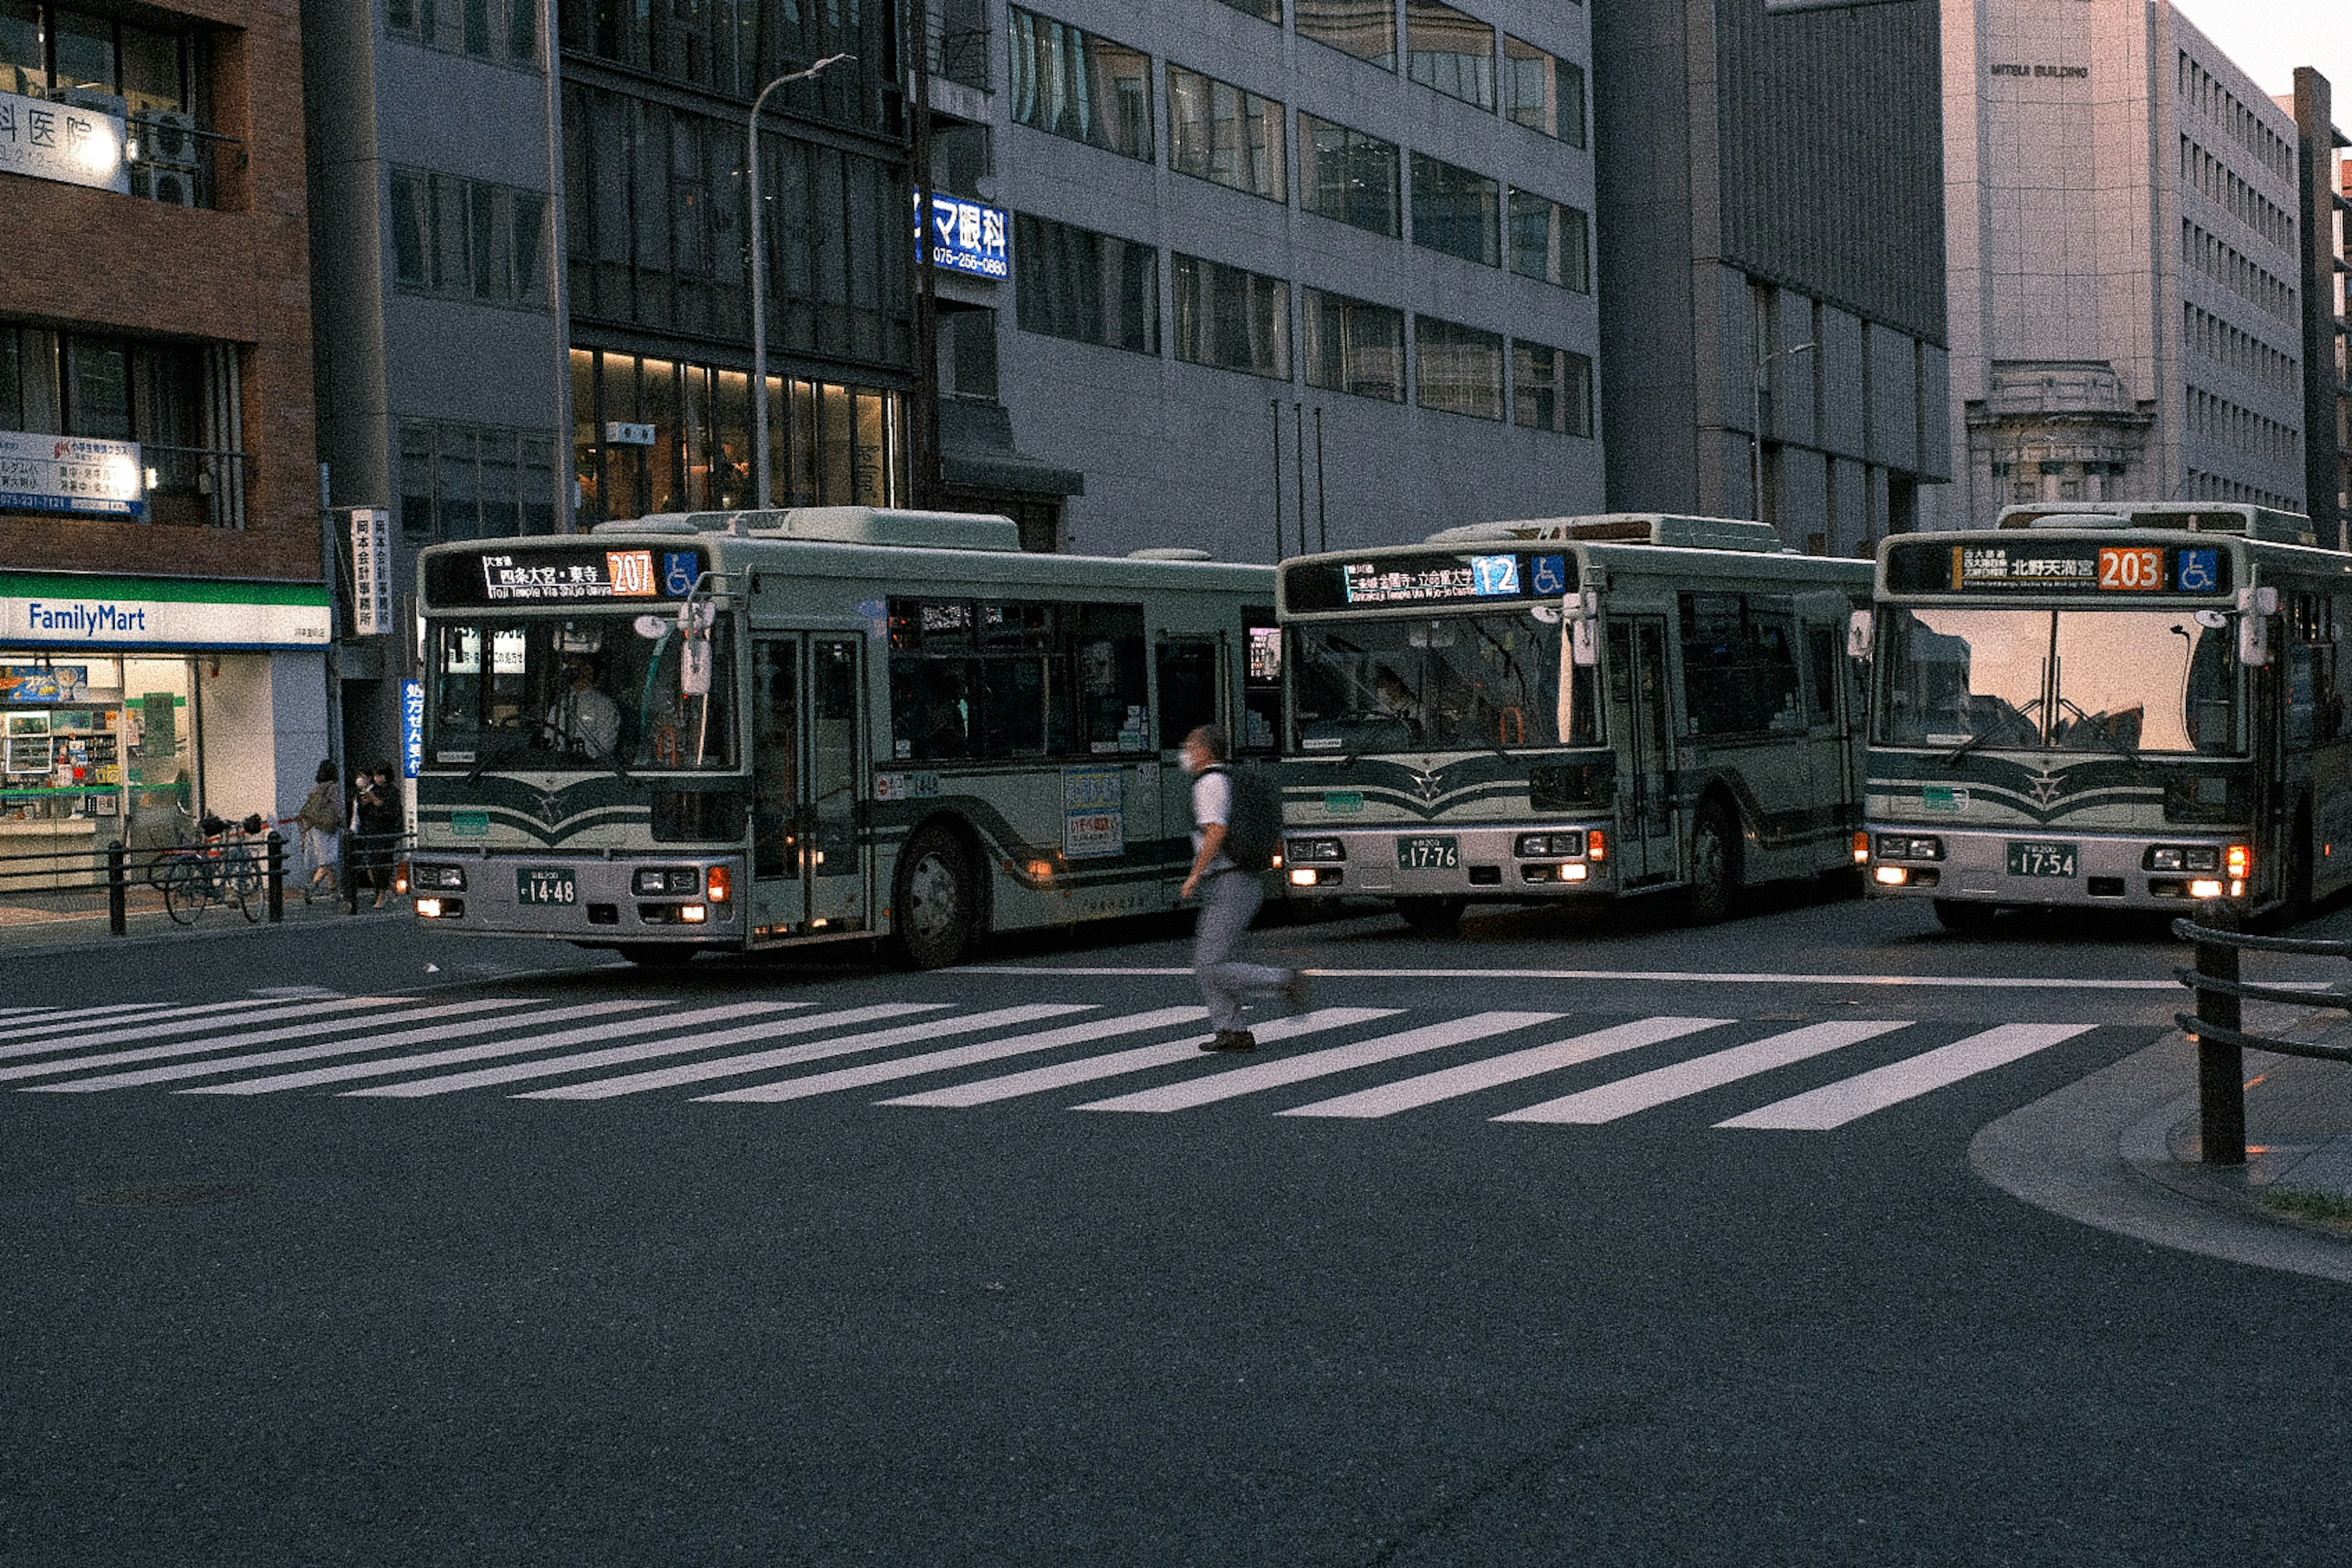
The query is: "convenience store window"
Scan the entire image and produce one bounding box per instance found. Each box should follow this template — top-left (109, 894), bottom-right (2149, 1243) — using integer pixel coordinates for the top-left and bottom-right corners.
top-left (0, 657), bottom-right (197, 848)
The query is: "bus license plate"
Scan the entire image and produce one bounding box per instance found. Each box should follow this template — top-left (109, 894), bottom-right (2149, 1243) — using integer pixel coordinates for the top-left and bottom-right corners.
top-left (517, 868), bottom-right (578, 905)
top-left (2006, 841), bottom-right (2078, 878)
top-left (1396, 835), bottom-right (1461, 870)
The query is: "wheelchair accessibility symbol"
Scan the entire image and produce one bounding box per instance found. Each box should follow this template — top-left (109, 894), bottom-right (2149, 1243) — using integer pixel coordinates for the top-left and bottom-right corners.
top-left (662, 552), bottom-right (700, 597)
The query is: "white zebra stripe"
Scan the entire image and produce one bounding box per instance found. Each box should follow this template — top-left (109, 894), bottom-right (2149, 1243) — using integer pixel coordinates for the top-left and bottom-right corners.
top-left (1283, 1016), bottom-right (1732, 1120)
top-left (1491, 1020), bottom-right (1913, 1124)
top-left (1074, 1011), bottom-right (1563, 1114)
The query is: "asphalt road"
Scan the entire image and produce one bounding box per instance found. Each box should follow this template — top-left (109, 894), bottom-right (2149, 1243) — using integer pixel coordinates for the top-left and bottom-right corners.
top-left (3, 885), bottom-right (2348, 1565)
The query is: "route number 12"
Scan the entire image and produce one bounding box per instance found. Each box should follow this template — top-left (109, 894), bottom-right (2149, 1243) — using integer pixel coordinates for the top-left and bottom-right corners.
top-left (2097, 546), bottom-right (2162, 591)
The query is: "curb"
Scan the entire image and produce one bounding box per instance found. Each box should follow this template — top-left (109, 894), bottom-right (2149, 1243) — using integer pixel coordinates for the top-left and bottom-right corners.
top-left (1970, 1030), bottom-right (2352, 1283)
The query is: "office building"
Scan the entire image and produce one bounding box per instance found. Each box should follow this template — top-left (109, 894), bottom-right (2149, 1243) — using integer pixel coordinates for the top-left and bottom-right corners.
top-left (1939, 0), bottom-right (2307, 527)
top-left (925, 0), bottom-right (1604, 559)
top-left (1, 1), bottom-right (331, 858)
top-left (1593, 0), bottom-right (1951, 554)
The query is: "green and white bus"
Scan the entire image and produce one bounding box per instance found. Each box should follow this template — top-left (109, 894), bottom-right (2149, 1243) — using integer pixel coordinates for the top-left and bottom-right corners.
top-left (1275, 514), bottom-right (1873, 930)
top-left (407, 508), bottom-right (1278, 967)
top-left (1860, 501), bottom-right (2352, 929)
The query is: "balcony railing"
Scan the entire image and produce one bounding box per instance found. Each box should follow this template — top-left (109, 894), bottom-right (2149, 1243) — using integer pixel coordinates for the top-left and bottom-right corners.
top-left (143, 444), bottom-right (249, 529)
top-left (124, 113), bottom-right (239, 211)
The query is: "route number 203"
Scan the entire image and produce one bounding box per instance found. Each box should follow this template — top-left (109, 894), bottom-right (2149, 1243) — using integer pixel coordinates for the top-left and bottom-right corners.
top-left (2097, 546), bottom-right (2163, 591)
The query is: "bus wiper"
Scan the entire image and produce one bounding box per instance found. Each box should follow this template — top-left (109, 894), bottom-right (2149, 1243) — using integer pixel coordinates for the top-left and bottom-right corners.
top-left (464, 737), bottom-right (534, 785)
top-left (2064, 706), bottom-right (2144, 769)
top-left (1943, 698), bottom-right (2041, 764)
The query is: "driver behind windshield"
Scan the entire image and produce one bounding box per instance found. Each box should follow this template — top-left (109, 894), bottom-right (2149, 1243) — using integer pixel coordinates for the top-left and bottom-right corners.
top-left (545, 652), bottom-right (622, 759)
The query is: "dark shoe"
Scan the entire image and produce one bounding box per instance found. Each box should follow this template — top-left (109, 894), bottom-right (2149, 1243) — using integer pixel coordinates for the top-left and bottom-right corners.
top-left (1282, 970), bottom-right (1309, 1009)
top-left (1199, 1029), bottom-right (1257, 1052)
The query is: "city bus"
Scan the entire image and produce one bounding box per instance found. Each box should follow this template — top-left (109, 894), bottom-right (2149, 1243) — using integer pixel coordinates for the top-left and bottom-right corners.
top-left (1274, 514), bottom-right (1873, 931)
top-left (406, 508), bottom-right (1278, 967)
top-left (1858, 501), bottom-right (2352, 930)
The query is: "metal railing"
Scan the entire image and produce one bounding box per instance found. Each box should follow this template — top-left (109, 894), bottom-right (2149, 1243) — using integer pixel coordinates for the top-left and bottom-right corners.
top-left (126, 118), bottom-right (241, 211)
top-left (143, 443), bottom-right (250, 530)
top-left (0, 825), bottom-right (413, 935)
top-left (929, 0), bottom-right (990, 89)
top-left (2173, 915), bottom-right (2352, 1164)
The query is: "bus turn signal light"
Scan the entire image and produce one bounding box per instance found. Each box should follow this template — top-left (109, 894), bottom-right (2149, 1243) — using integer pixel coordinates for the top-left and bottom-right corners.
top-left (2225, 845), bottom-right (2252, 879)
top-left (1587, 829), bottom-right (1607, 862)
top-left (706, 865), bottom-right (731, 903)
top-left (1853, 831), bottom-right (1869, 864)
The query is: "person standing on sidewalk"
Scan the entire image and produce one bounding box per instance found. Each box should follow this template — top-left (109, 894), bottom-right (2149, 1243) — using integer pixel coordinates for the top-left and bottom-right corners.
top-left (352, 764), bottom-right (401, 908)
top-left (1178, 724), bottom-right (1303, 1052)
top-left (296, 760), bottom-right (341, 903)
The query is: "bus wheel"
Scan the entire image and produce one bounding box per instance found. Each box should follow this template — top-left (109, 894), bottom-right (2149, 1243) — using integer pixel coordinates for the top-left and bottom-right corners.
top-left (617, 944), bottom-right (698, 968)
top-left (1931, 900), bottom-right (1999, 935)
top-left (1683, 805), bottom-right (1738, 924)
top-left (1395, 896), bottom-right (1465, 937)
top-left (892, 825), bottom-right (975, 970)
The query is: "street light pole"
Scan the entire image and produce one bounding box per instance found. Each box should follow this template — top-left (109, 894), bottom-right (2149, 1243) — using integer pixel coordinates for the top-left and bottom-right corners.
top-left (748, 53), bottom-right (854, 511)
top-left (1750, 339), bottom-right (1816, 529)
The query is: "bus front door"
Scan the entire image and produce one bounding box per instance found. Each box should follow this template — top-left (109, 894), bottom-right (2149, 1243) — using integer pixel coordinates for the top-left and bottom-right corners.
top-left (750, 635), bottom-right (869, 935)
top-left (1607, 618), bottom-right (1678, 882)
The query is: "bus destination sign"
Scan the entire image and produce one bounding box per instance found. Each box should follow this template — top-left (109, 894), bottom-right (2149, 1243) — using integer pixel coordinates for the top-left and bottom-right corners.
top-left (428, 546), bottom-right (707, 606)
top-left (1889, 541), bottom-right (2230, 596)
top-left (1285, 551), bottom-right (1574, 612)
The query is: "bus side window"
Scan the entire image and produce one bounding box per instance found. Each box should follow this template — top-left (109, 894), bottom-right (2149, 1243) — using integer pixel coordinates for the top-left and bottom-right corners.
top-left (1804, 625), bottom-right (1841, 725)
top-left (1242, 616), bottom-right (1282, 753)
top-left (1156, 641), bottom-right (1219, 752)
top-left (1076, 604), bottom-right (1149, 753)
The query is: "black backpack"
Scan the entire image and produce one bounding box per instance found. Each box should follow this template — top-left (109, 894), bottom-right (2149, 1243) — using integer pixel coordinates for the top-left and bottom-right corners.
top-left (1208, 765), bottom-right (1280, 873)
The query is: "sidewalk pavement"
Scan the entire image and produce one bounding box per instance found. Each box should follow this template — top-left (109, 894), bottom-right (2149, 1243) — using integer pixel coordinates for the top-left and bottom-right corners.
top-left (1973, 997), bottom-right (2352, 1283)
top-left (0, 880), bottom-right (409, 956)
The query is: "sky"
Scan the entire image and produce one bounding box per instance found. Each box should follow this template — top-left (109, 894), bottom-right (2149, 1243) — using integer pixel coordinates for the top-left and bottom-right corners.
top-left (2173, 0), bottom-right (2352, 111)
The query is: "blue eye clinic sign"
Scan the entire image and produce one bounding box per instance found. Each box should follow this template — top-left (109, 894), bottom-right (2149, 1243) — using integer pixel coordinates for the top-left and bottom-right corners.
top-left (918, 192), bottom-right (1009, 281)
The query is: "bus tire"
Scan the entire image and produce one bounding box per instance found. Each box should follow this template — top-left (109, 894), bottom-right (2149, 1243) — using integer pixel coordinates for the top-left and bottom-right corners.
top-left (1395, 896), bottom-right (1465, 937)
top-left (618, 943), bottom-right (698, 968)
top-left (1932, 899), bottom-right (1999, 935)
top-left (1682, 804), bottom-right (1738, 925)
top-left (892, 824), bottom-right (976, 970)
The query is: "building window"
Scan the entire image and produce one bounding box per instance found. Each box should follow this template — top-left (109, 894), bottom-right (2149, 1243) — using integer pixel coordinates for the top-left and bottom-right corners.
top-left (1013, 212), bottom-right (1159, 356)
top-left (1513, 341), bottom-right (1593, 435)
top-left (1296, 0), bottom-right (1395, 70)
top-left (0, 323), bottom-right (246, 528)
top-left (1299, 113), bottom-right (1400, 237)
top-left (1008, 7), bottom-right (1153, 162)
top-left (1167, 62), bottom-right (1284, 203)
top-left (560, 0), bottom-right (892, 130)
top-left (1303, 289), bottom-right (1406, 403)
top-left (1415, 315), bottom-right (1503, 420)
top-left (398, 419), bottom-right (556, 540)
top-left (390, 168), bottom-right (551, 311)
top-left (1411, 154), bottom-right (1499, 266)
top-left (387, 0), bottom-right (540, 70)
top-left (1503, 36), bottom-right (1583, 146)
top-left (1406, 0), bottom-right (1494, 111)
top-left (1174, 255), bottom-right (1290, 379)
top-left (1507, 190), bottom-right (1589, 292)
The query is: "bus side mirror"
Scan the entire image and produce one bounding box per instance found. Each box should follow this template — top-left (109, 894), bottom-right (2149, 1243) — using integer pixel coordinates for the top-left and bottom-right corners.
top-left (677, 601), bottom-right (716, 696)
top-left (2237, 586), bottom-right (2278, 667)
top-left (1567, 590), bottom-right (1599, 667)
top-left (1847, 609), bottom-right (1874, 661)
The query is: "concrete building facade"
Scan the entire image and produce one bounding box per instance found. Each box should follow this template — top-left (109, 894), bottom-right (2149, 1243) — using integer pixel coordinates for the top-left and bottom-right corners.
top-left (1592, 0), bottom-right (1951, 556)
top-left (2282, 67), bottom-right (2348, 546)
top-left (1938, 0), bottom-right (2307, 529)
top-left (927, 0), bottom-right (1605, 560)
top-left (0, 0), bottom-right (332, 856)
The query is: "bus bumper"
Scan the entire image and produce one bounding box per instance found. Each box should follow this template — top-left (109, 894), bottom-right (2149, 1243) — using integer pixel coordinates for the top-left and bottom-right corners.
top-left (1862, 825), bottom-right (2252, 910)
top-left (1279, 824), bottom-right (1616, 902)
top-left (405, 854), bottom-right (747, 941)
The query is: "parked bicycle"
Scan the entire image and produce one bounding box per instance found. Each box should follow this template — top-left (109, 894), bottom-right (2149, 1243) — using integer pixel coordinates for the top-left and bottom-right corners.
top-left (149, 813), bottom-right (273, 925)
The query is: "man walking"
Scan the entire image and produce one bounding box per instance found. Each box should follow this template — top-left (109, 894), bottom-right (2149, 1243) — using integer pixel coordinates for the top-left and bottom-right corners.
top-left (1179, 724), bottom-right (1303, 1052)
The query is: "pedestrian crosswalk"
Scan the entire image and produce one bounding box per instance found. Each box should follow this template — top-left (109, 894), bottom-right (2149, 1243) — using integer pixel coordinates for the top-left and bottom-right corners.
top-left (0, 989), bottom-right (2132, 1134)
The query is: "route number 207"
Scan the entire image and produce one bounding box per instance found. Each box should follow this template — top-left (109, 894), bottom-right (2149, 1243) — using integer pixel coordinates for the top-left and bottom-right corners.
top-left (2097, 546), bottom-right (2163, 591)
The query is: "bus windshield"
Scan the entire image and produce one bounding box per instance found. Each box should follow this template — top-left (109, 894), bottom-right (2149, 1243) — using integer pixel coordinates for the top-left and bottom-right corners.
top-left (1290, 611), bottom-right (1596, 753)
top-left (1876, 606), bottom-right (2240, 756)
top-left (426, 613), bottom-right (737, 772)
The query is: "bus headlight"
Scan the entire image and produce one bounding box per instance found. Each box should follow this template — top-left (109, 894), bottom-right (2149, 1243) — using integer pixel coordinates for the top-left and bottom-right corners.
top-left (1876, 835), bottom-right (1943, 860)
top-left (415, 897), bottom-right (463, 918)
top-left (1515, 832), bottom-right (1586, 858)
top-left (633, 866), bottom-right (700, 895)
top-left (2188, 878), bottom-right (2225, 899)
top-left (1874, 866), bottom-right (1910, 886)
top-left (1285, 837), bottom-right (1346, 862)
top-left (410, 862), bottom-right (467, 891)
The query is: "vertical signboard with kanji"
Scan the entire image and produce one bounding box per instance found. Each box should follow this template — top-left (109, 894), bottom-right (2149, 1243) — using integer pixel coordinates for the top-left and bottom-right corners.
top-left (350, 508), bottom-right (392, 635)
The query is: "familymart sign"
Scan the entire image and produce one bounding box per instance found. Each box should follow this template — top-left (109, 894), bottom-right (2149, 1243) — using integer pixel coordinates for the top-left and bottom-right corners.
top-left (0, 573), bottom-right (332, 649)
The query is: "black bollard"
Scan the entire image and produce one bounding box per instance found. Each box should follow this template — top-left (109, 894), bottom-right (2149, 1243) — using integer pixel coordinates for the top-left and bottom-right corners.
top-left (107, 840), bottom-right (127, 937)
top-left (266, 831), bottom-right (285, 924)
top-left (2192, 905), bottom-right (2247, 1165)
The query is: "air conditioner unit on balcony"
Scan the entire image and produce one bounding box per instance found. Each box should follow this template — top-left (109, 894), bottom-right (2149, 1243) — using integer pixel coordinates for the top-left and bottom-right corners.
top-left (148, 167), bottom-right (198, 208)
top-left (136, 108), bottom-right (201, 170)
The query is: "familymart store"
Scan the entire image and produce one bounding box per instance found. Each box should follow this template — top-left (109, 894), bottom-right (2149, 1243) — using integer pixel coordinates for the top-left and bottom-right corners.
top-left (0, 573), bottom-right (333, 869)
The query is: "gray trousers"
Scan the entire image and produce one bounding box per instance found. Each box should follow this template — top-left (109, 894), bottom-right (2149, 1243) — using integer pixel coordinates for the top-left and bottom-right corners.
top-left (1194, 869), bottom-right (1291, 1033)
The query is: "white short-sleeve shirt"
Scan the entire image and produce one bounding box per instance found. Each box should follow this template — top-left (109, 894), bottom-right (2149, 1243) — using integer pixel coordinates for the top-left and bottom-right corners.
top-left (1190, 767), bottom-right (1234, 873)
